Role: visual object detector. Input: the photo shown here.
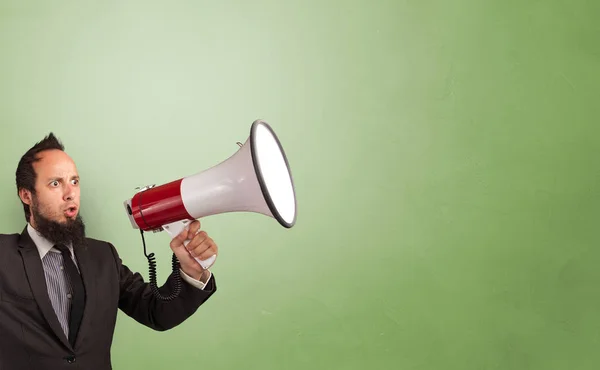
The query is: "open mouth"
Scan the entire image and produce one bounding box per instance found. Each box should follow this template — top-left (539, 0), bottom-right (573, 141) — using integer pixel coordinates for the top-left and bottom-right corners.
top-left (65, 206), bottom-right (78, 218)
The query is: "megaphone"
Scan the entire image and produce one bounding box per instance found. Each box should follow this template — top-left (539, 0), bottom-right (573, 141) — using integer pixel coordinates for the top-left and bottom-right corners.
top-left (123, 119), bottom-right (297, 275)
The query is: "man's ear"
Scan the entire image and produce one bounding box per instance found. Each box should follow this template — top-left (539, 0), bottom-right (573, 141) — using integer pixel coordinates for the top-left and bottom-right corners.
top-left (19, 188), bottom-right (32, 206)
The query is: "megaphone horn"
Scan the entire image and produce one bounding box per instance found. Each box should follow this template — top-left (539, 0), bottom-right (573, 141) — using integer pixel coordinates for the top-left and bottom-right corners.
top-left (124, 119), bottom-right (297, 272)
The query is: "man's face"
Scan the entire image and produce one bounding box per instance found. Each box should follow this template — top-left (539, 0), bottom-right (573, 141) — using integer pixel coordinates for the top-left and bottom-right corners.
top-left (30, 149), bottom-right (80, 224)
top-left (20, 149), bottom-right (85, 246)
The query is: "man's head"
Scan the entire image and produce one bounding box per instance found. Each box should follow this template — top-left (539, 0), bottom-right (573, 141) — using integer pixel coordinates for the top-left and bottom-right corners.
top-left (16, 133), bottom-right (85, 246)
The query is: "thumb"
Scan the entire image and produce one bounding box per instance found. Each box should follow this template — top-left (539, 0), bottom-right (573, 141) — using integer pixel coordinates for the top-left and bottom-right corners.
top-left (169, 227), bottom-right (189, 251)
top-left (169, 235), bottom-right (196, 266)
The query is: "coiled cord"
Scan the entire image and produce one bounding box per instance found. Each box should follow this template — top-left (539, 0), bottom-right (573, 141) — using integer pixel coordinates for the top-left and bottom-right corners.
top-left (140, 229), bottom-right (182, 301)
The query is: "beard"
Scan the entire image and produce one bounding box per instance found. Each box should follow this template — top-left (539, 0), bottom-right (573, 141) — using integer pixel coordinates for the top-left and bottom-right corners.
top-left (31, 199), bottom-right (86, 248)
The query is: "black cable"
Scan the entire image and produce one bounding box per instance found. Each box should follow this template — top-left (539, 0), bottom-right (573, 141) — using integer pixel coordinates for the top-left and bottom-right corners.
top-left (140, 228), bottom-right (182, 301)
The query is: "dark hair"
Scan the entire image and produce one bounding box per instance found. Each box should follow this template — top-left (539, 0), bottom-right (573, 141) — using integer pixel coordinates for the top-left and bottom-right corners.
top-left (15, 133), bottom-right (65, 222)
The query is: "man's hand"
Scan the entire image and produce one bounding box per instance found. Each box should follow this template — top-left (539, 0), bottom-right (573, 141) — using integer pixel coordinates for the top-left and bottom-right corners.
top-left (169, 220), bottom-right (218, 281)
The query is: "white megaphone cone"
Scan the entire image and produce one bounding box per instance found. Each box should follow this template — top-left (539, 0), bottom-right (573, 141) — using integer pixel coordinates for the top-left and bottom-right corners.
top-left (123, 120), bottom-right (297, 271)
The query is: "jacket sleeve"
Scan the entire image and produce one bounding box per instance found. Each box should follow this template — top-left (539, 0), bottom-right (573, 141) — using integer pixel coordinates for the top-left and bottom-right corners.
top-left (107, 242), bottom-right (217, 331)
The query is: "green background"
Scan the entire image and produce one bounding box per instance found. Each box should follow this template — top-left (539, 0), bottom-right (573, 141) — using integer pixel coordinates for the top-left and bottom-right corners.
top-left (1, 1), bottom-right (599, 369)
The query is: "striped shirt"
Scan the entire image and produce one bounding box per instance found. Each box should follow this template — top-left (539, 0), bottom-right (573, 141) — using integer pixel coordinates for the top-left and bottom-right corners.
top-left (27, 223), bottom-right (78, 338)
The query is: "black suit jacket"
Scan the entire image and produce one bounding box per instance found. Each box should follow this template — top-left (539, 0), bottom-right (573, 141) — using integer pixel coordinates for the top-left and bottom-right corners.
top-left (0, 226), bottom-right (217, 369)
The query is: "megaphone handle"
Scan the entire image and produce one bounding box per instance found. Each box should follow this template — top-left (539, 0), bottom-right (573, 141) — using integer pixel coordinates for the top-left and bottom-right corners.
top-left (162, 219), bottom-right (216, 270)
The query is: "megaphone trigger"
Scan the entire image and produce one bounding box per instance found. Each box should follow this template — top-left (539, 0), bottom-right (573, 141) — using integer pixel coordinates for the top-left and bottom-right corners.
top-left (162, 219), bottom-right (216, 270)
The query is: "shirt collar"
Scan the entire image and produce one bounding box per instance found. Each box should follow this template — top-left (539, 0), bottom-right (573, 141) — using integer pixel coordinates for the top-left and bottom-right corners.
top-left (27, 223), bottom-right (74, 260)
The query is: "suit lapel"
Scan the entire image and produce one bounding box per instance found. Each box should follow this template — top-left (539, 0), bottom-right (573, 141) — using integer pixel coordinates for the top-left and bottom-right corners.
top-left (18, 227), bottom-right (72, 350)
top-left (73, 240), bottom-right (96, 348)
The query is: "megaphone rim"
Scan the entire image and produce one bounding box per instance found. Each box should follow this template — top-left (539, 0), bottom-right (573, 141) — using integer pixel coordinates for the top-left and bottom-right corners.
top-left (250, 119), bottom-right (297, 228)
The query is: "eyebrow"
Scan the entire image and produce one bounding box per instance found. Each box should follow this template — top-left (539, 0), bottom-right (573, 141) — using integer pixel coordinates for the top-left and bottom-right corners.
top-left (48, 176), bottom-right (80, 182)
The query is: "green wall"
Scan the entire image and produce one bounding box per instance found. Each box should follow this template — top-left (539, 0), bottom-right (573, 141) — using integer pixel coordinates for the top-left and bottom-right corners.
top-left (1, 1), bottom-right (599, 369)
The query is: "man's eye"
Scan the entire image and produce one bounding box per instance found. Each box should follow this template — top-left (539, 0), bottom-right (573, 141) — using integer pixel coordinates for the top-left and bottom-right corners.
top-left (51, 181), bottom-right (59, 187)
top-left (72, 179), bottom-right (79, 185)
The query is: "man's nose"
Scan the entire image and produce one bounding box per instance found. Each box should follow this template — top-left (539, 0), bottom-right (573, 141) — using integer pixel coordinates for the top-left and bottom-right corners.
top-left (64, 185), bottom-right (75, 201)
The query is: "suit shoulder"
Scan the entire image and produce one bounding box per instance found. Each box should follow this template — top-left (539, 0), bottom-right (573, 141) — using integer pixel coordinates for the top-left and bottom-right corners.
top-left (84, 236), bottom-right (113, 246)
top-left (0, 233), bottom-right (20, 245)
top-left (0, 233), bottom-right (21, 257)
top-left (83, 237), bottom-right (117, 253)
top-left (82, 236), bottom-right (120, 261)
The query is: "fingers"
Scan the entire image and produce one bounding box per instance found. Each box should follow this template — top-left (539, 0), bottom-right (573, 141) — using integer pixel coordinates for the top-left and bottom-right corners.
top-left (187, 220), bottom-right (201, 239)
top-left (170, 220), bottom-right (201, 247)
top-left (185, 231), bottom-right (213, 258)
top-left (196, 240), bottom-right (217, 261)
top-left (167, 220), bottom-right (217, 272)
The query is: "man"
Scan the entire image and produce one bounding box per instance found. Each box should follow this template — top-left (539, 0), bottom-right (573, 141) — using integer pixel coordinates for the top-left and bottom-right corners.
top-left (0, 133), bottom-right (218, 369)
